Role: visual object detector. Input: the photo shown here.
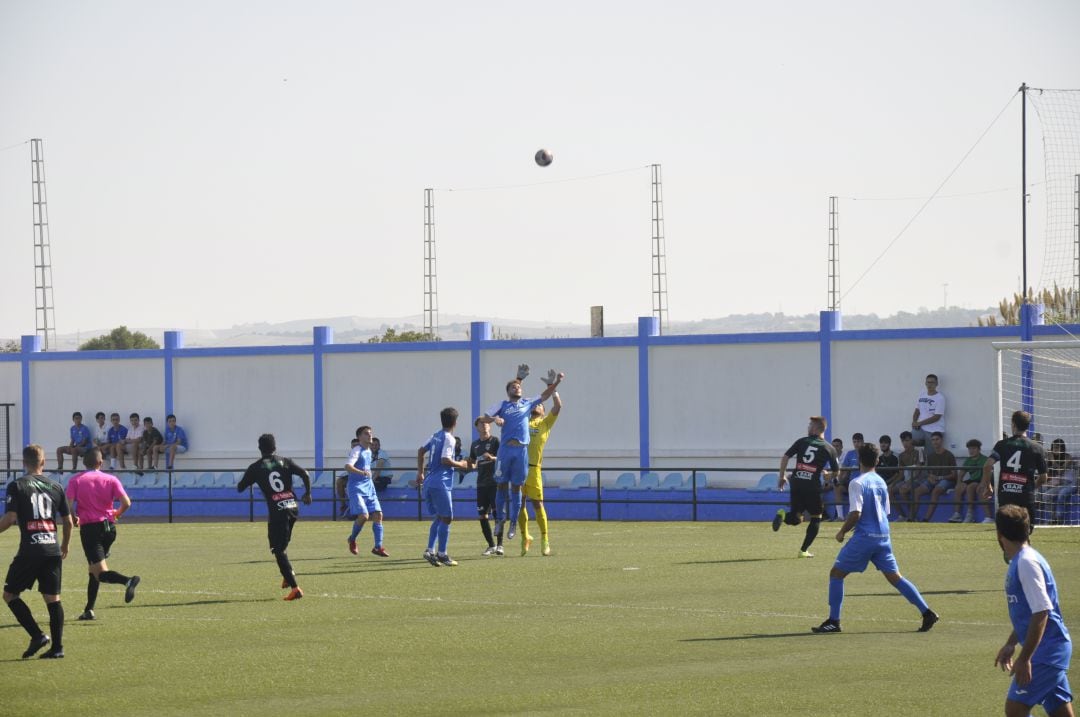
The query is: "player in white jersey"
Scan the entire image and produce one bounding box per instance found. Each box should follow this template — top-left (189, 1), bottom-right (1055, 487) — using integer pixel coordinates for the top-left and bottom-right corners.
top-left (811, 442), bottom-right (938, 634)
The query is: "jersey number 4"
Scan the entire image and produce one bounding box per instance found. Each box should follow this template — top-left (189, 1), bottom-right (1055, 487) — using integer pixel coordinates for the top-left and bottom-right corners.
top-left (1005, 451), bottom-right (1023, 472)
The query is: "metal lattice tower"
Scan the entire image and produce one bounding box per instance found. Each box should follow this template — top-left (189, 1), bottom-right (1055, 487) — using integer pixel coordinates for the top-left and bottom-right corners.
top-left (423, 188), bottom-right (439, 339)
top-left (1073, 174), bottom-right (1079, 319)
top-left (31, 138), bottom-right (57, 351)
top-left (827, 195), bottom-right (840, 311)
top-left (650, 163), bottom-right (668, 334)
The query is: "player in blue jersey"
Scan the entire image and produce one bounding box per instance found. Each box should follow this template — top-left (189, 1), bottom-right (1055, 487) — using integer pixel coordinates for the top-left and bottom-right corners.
top-left (477, 365), bottom-right (564, 548)
top-left (994, 504), bottom-right (1073, 717)
top-left (345, 426), bottom-right (389, 557)
top-left (417, 407), bottom-right (471, 566)
top-left (812, 442), bottom-right (939, 634)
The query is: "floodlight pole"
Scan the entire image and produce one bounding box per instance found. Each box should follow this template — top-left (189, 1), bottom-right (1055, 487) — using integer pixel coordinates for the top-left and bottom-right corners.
top-left (828, 196), bottom-right (839, 311)
top-left (1021, 82), bottom-right (1028, 306)
top-left (423, 188), bottom-right (439, 340)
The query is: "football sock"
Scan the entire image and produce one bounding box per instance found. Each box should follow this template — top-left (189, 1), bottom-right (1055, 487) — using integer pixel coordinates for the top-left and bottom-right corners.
top-left (494, 488), bottom-right (507, 523)
top-left (99, 570), bottom-right (129, 584)
top-left (372, 522), bottom-right (384, 548)
top-left (480, 519), bottom-right (494, 547)
top-left (274, 552), bottom-right (297, 589)
top-left (509, 490), bottom-right (523, 530)
top-left (348, 521), bottom-right (363, 542)
top-left (7, 597), bottom-right (40, 637)
top-left (86, 574), bottom-right (100, 611)
top-left (517, 508), bottom-right (528, 540)
top-left (894, 577), bottom-right (930, 613)
top-left (46, 601), bottom-right (64, 650)
top-left (828, 577), bottom-right (844, 622)
top-left (801, 517), bottom-right (822, 552)
top-left (436, 521), bottom-right (450, 554)
top-left (427, 520), bottom-right (439, 551)
top-left (495, 520), bottom-right (505, 546)
top-left (835, 506), bottom-right (845, 519)
top-left (536, 504), bottom-right (549, 538)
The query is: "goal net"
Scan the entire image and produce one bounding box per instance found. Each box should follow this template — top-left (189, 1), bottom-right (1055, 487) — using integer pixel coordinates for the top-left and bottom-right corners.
top-left (996, 340), bottom-right (1080, 527)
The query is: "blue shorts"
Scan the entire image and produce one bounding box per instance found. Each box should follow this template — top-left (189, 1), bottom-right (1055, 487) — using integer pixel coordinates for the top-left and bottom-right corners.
top-left (834, 535), bottom-right (899, 574)
top-left (347, 480), bottom-right (381, 516)
top-left (495, 444), bottom-right (527, 486)
top-left (1008, 667), bottom-right (1072, 713)
top-left (424, 483), bottom-right (454, 519)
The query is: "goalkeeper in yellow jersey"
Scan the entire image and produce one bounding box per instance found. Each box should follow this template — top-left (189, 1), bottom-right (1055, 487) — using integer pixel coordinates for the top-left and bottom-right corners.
top-left (518, 382), bottom-right (562, 556)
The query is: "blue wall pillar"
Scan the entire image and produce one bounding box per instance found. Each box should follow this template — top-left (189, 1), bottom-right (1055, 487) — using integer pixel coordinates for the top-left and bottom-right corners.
top-left (470, 322), bottom-right (492, 439)
top-left (1019, 303), bottom-right (1044, 430)
top-left (313, 326), bottom-right (333, 470)
top-left (819, 311), bottom-right (842, 441)
top-left (638, 316), bottom-right (659, 469)
top-left (163, 331), bottom-right (184, 418)
top-left (19, 335), bottom-right (41, 447)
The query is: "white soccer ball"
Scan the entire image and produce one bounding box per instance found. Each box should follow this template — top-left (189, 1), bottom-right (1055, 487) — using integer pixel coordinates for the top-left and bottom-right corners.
top-left (535, 148), bottom-right (553, 167)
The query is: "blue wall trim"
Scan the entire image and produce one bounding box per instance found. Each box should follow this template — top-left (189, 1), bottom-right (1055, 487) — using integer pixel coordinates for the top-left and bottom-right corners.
top-left (470, 322), bottom-right (492, 440)
top-left (637, 317), bottom-right (659, 468)
top-left (819, 312), bottom-right (840, 440)
top-left (19, 335), bottom-right (40, 448)
top-left (312, 327), bottom-right (332, 471)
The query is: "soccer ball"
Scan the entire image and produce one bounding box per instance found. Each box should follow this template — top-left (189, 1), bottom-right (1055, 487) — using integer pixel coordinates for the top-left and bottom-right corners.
top-left (535, 148), bottom-right (553, 167)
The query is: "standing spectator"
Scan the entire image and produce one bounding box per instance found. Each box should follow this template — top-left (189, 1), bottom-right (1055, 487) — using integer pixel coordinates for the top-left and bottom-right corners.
top-left (951, 439), bottom-right (990, 524)
top-left (371, 437), bottom-right (393, 491)
top-left (1, 444), bottom-right (73, 659)
top-left (520, 389), bottom-right (562, 557)
top-left (65, 449), bottom-right (140, 621)
top-left (102, 413), bottom-right (128, 471)
top-left (913, 432), bottom-right (958, 522)
top-left (832, 433), bottom-right (864, 522)
top-left (237, 434), bottom-right (312, 601)
top-left (468, 417), bottom-right (501, 555)
top-left (56, 411), bottom-right (91, 472)
top-left (120, 413), bottom-right (143, 471)
top-left (980, 411), bottom-right (1048, 529)
top-left (810, 442), bottom-right (938, 635)
top-left (151, 414), bottom-right (188, 470)
top-left (139, 418), bottom-right (164, 471)
top-left (911, 373), bottom-right (946, 452)
top-left (344, 426), bottom-right (388, 557)
top-left (90, 412), bottom-right (109, 453)
top-left (892, 431), bottom-right (925, 521)
top-left (992, 504), bottom-right (1073, 717)
top-left (773, 416), bottom-right (839, 559)
top-left (418, 407), bottom-right (471, 567)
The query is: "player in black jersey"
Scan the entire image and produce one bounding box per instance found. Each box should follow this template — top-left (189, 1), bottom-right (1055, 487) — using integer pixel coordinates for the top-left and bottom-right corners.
top-left (1, 444), bottom-right (73, 659)
top-left (237, 434), bottom-right (312, 601)
top-left (773, 416), bottom-right (839, 558)
top-left (468, 418), bottom-right (501, 555)
top-left (980, 410), bottom-right (1047, 530)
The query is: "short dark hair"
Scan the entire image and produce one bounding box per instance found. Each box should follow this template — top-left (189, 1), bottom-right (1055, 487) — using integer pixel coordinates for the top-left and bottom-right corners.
top-left (852, 433), bottom-right (864, 441)
top-left (95, 411), bottom-right (106, 420)
top-left (474, 417), bottom-right (485, 428)
top-left (258, 433), bottom-right (276, 455)
top-left (926, 373), bottom-right (938, 382)
top-left (931, 431), bottom-right (944, 439)
top-left (900, 430), bottom-right (913, 441)
top-left (355, 425), bottom-right (371, 438)
top-left (83, 448), bottom-right (103, 468)
top-left (996, 504), bottom-right (1030, 543)
top-left (166, 414), bottom-right (176, 421)
top-left (144, 417), bottom-right (153, 424)
top-left (1012, 410), bottom-right (1032, 433)
top-left (440, 407), bottom-right (459, 429)
top-left (966, 438), bottom-right (982, 449)
top-left (130, 412), bottom-right (140, 420)
top-left (879, 435), bottom-right (892, 445)
top-left (72, 412), bottom-right (82, 419)
top-left (110, 412), bottom-right (120, 420)
top-left (858, 442), bottom-right (880, 470)
top-left (505, 379), bottom-right (521, 394)
top-left (23, 444), bottom-right (44, 469)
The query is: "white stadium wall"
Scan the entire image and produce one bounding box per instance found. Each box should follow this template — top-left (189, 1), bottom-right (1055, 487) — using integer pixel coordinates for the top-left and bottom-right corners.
top-left (0, 361), bottom-right (21, 468)
top-left (7, 316), bottom-right (1078, 482)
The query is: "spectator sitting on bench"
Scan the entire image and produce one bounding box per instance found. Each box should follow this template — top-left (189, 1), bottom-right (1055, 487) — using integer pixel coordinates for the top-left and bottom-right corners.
top-left (151, 414), bottom-right (189, 470)
top-left (372, 437), bottom-right (393, 491)
top-left (56, 411), bottom-right (92, 472)
top-left (140, 417), bottom-right (165, 471)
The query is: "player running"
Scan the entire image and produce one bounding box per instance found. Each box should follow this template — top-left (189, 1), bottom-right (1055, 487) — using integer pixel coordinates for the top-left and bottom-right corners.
top-left (344, 426), bottom-right (389, 557)
top-left (65, 449), bottom-right (140, 621)
top-left (1, 444), bottom-right (73, 659)
top-left (811, 442), bottom-right (939, 634)
top-left (478, 365), bottom-right (563, 548)
top-left (980, 410), bottom-right (1048, 529)
top-left (519, 388), bottom-right (562, 556)
top-left (468, 417), bottom-right (502, 555)
top-left (773, 416), bottom-right (839, 558)
top-left (418, 407), bottom-right (471, 567)
top-left (237, 434), bottom-right (312, 601)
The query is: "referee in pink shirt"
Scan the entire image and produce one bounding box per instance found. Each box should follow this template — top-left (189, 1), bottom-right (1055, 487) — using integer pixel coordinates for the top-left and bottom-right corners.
top-left (65, 449), bottom-right (141, 621)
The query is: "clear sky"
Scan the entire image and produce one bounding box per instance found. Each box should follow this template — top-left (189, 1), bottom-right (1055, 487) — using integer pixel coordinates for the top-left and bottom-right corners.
top-left (1, 0), bottom-right (1078, 341)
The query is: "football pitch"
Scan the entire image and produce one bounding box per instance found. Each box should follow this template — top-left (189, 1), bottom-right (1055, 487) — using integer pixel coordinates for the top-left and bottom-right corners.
top-left (2, 519), bottom-right (1076, 716)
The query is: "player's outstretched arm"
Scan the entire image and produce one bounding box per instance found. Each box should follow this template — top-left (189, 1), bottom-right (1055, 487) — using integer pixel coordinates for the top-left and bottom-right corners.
top-left (550, 391), bottom-right (562, 416)
top-left (979, 458), bottom-right (997, 500)
top-left (294, 462), bottom-right (313, 503)
top-left (777, 455), bottom-right (790, 490)
top-left (538, 372), bottom-right (564, 402)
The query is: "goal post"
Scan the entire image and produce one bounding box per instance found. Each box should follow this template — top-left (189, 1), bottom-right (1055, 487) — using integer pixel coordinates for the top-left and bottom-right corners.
top-left (994, 340), bottom-right (1080, 527)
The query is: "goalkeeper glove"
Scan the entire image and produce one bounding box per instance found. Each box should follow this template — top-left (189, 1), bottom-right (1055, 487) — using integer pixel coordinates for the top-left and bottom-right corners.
top-left (516, 364), bottom-right (530, 380)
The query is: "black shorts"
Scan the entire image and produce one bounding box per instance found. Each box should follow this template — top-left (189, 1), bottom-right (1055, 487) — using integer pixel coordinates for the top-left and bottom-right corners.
top-left (476, 484), bottom-right (497, 517)
top-left (790, 479), bottom-right (825, 517)
top-left (5, 554), bottom-right (63, 596)
top-left (267, 515), bottom-right (296, 554)
top-left (80, 520), bottom-right (118, 565)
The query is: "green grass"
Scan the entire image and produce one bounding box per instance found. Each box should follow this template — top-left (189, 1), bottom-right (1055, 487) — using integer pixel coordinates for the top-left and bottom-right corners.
top-left (2, 519), bottom-right (1077, 716)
